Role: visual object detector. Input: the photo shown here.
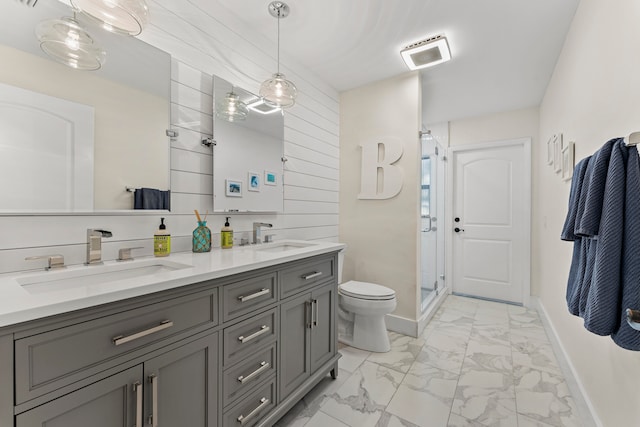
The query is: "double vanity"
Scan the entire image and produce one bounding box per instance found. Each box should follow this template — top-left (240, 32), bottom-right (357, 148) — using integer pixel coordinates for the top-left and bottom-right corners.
top-left (0, 240), bottom-right (344, 427)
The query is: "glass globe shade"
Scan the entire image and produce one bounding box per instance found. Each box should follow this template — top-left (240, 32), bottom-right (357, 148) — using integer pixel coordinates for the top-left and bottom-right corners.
top-left (216, 92), bottom-right (249, 122)
top-left (260, 73), bottom-right (297, 108)
top-left (70, 0), bottom-right (149, 36)
top-left (35, 17), bottom-right (106, 71)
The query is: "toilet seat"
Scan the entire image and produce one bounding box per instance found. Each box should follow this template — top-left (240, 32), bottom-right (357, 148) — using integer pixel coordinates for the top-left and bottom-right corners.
top-left (339, 280), bottom-right (395, 301)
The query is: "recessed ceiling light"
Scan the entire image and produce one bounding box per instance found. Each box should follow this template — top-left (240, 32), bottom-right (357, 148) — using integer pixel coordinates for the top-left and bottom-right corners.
top-left (401, 34), bottom-right (451, 70)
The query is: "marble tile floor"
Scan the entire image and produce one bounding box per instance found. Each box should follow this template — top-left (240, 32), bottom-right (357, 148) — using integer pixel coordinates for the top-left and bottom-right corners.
top-left (275, 295), bottom-right (589, 427)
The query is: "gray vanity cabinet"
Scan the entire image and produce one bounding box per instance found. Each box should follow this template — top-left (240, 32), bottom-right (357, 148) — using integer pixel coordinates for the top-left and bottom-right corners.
top-left (3, 250), bottom-right (341, 427)
top-left (279, 282), bottom-right (336, 401)
top-left (15, 365), bottom-right (141, 427)
top-left (143, 332), bottom-right (219, 427)
top-left (15, 332), bottom-right (219, 427)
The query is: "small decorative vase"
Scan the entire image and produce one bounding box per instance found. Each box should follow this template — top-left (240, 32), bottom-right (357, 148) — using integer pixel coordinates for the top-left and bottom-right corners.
top-left (192, 221), bottom-right (211, 252)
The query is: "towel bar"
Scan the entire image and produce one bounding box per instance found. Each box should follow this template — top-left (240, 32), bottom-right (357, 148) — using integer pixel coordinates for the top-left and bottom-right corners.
top-left (625, 309), bottom-right (640, 331)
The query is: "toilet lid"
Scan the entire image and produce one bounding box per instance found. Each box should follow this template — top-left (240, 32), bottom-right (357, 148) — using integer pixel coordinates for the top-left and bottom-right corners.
top-left (339, 280), bottom-right (396, 300)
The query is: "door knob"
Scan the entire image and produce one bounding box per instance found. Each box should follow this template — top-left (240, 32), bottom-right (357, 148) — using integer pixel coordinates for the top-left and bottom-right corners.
top-left (454, 227), bottom-right (465, 233)
top-left (454, 217), bottom-right (460, 222)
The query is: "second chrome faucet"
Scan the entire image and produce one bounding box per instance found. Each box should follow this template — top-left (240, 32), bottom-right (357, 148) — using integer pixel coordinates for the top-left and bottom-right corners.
top-left (252, 222), bottom-right (272, 244)
top-left (86, 228), bottom-right (112, 265)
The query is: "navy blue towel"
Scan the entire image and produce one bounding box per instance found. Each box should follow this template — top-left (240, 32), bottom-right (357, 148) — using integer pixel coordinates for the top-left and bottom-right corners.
top-left (612, 146), bottom-right (640, 350)
top-left (134, 188), bottom-right (171, 210)
top-left (583, 138), bottom-right (627, 336)
top-left (561, 157), bottom-right (591, 241)
top-left (576, 138), bottom-right (617, 237)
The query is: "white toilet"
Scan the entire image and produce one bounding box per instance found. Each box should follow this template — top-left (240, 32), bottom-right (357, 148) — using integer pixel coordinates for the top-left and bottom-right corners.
top-left (337, 252), bottom-right (397, 353)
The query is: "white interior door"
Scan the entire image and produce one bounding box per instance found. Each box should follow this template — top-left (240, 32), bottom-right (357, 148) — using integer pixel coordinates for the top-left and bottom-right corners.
top-left (451, 139), bottom-right (530, 304)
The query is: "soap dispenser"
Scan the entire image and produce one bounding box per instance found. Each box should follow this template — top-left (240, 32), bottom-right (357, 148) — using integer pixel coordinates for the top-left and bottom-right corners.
top-left (221, 217), bottom-right (233, 249)
top-left (154, 218), bottom-right (171, 257)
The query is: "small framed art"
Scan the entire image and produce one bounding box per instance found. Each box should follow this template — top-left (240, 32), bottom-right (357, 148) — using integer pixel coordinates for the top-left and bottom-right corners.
top-left (553, 133), bottom-right (563, 174)
top-left (547, 136), bottom-right (554, 165)
top-left (225, 179), bottom-right (243, 197)
top-left (248, 172), bottom-right (260, 192)
top-left (562, 140), bottom-right (575, 181)
top-left (265, 171), bottom-right (277, 186)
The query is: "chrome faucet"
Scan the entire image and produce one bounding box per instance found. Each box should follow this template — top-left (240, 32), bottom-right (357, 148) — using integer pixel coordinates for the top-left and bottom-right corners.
top-left (86, 229), bottom-right (113, 265)
top-left (252, 222), bottom-right (273, 244)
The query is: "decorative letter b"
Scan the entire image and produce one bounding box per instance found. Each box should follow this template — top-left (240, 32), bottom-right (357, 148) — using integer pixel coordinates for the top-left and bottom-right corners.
top-left (358, 140), bottom-right (404, 199)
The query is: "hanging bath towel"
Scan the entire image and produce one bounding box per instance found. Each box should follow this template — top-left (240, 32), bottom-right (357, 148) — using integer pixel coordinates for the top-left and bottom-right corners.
top-left (561, 156), bottom-right (591, 314)
top-left (612, 145), bottom-right (640, 350)
top-left (134, 188), bottom-right (171, 210)
top-left (583, 138), bottom-right (627, 336)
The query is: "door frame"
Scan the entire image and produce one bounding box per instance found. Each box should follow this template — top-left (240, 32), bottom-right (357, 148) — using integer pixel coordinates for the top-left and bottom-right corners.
top-left (445, 137), bottom-right (532, 306)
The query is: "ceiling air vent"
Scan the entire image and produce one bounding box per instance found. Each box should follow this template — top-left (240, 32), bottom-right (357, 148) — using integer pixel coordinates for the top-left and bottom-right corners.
top-left (401, 34), bottom-right (451, 70)
top-left (15, 0), bottom-right (39, 6)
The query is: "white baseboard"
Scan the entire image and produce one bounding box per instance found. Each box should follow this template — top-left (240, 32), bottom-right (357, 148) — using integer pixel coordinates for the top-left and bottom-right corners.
top-left (386, 290), bottom-right (449, 338)
top-left (385, 313), bottom-right (417, 337)
top-left (531, 297), bottom-right (602, 427)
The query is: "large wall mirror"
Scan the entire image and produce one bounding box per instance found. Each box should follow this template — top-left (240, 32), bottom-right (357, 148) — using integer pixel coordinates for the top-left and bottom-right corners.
top-left (213, 76), bottom-right (284, 213)
top-left (0, 1), bottom-right (170, 213)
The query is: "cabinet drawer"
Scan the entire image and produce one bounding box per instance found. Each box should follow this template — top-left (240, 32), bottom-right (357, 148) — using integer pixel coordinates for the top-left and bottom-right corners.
top-left (280, 256), bottom-right (335, 299)
top-left (15, 289), bottom-right (218, 404)
top-left (223, 308), bottom-right (277, 367)
top-left (223, 272), bottom-right (277, 322)
top-left (223, 344), bottom-right (276, 408)
top-left (224, 379), bottom-right (276, 427)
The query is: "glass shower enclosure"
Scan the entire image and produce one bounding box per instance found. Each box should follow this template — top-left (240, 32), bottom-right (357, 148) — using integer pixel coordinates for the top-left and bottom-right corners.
top-left (420, 132), bottom-right (446, 313)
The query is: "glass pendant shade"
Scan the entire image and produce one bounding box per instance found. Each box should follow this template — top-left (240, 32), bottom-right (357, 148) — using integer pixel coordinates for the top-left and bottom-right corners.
top-left (261, 1), bottom-right (297, 109)
top-left (216, 92), bottom-right (249, 122)
top-left (260, 72), bottom-right (297, 109)
top-left (35, 16), bottom-right (106, 71)
top-left (70, 0), bottom-right (149, 36)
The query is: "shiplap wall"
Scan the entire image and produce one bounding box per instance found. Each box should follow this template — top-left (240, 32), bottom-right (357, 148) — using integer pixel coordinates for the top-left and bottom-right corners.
top-left (0, 0), bottom-right (339, 274)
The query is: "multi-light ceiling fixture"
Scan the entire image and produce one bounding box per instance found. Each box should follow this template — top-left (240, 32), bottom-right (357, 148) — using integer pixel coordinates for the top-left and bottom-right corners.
top-left (260, 1), bottom-right (297, 109)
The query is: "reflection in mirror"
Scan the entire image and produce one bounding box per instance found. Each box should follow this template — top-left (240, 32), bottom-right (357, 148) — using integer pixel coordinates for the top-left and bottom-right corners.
top-left (0, 1), bottom-right (170, 213)
top-left (213, 76), bottom-right (284, 213)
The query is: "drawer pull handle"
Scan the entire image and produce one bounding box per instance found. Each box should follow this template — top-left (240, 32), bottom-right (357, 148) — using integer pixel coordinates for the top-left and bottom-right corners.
top-left (237, 361), bottom-right (270, 384)
top-left (237, 397), bottom-right (270, 425)
top-left (238, 325), bottom-right (270, 343)
top-left (112, 320), bottom-right (173, 346)
top-left (302, 271), bottom-right (323, 280)
top-left (238, 288), bottom-right (270, 303)
top-left (133, 381), bottom-right (142, 427)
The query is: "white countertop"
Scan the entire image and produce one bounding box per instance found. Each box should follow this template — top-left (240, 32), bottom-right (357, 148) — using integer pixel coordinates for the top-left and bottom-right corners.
top-left (0, 240), bottom-right (345, 328)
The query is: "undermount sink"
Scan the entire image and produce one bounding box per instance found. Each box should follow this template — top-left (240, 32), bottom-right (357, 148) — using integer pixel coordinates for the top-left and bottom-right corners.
top-left (254, 241), bottom-right (317, 253)
top-left (17, 259), bottom-right (192, 294)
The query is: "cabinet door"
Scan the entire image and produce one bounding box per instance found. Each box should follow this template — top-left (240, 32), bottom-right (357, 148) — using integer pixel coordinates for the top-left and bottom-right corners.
top-left (144, 332), bottom-right (219, 427)
top-left (310, 283), bottom-right (336, 372)
top-left (16, 365), bottom-right (142, 427)
top-left (279, 292), bottom-right (311, 399)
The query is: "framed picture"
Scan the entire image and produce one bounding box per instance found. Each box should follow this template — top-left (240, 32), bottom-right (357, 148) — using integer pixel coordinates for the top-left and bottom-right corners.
top-left (225, 179), bottom-right (243, 197)
top-left (248, 172), bottom-right (260, 192)
top-left (562, 140), bottom-right (575, 181)
top-left (553, 133), bottom-right (563, 173)
top-left (546, 135), bottom-right (554, 165)
top-left (264, 170), bottom-right (277, 186)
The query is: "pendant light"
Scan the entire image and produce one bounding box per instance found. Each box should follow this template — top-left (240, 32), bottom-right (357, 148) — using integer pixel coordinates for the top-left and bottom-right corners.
top-left (35, 15), bottom-right (106, 71)
top-left (216, 89), bottom-right (249, 123)
top-left (69, 0), bottom-right (149, 36)
top-left (260, 1), bottom-right (297, 109)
